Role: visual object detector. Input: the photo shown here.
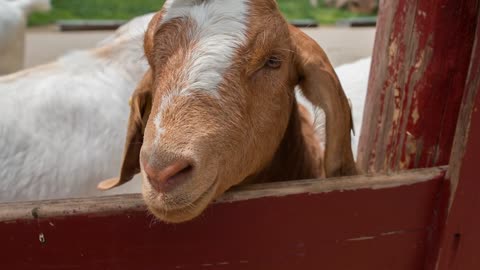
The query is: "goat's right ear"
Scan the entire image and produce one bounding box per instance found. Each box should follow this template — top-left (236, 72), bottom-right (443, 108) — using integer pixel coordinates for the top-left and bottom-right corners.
top-left (289, 25), bottom-right (357, 177)
top-left (98, 70), bottom-right (153, 190)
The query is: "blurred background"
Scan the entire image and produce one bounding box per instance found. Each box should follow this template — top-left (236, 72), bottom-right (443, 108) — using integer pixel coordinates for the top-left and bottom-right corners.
top-left (27, 0), bottom-right (377, 26)
top-left (22, 0), bottom-right (377, 68)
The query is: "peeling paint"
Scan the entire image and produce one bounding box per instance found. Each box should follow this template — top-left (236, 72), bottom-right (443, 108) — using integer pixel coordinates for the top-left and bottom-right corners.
top-left (393, 107), bottom-right (401, 122)
top-left (412, 106), bottom-right (420, 124)
top-left (389, 39), bottom-right (398, 61)
top-left (347, 236), bottom-right (376, 241)
top-left (401, 132), bottom-right (418, 169)
top-left (415, 50), bottom-right (425, 69)
top-left (417, 10), bottom-right (427, 18)
top-left (347, 230), bottom-right (412, 242)
top-left (381, 230), bottom-right (408, 236)
top-left (200, 261), bottom-right (246, 267)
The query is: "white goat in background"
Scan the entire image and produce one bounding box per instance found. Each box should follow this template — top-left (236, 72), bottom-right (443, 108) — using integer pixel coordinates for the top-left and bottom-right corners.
top-left (0, 14), bottom-right (154, 202)
top-left (336, 57), bottom-right (371, 156)
top-left (0, 0), bottom-right (51, 75)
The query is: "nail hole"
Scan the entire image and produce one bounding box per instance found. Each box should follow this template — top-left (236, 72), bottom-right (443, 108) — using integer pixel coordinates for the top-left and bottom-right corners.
top-left (449, 233), bottom-right (462, 268)
top-left (39, 233), bottom-right (46, 244)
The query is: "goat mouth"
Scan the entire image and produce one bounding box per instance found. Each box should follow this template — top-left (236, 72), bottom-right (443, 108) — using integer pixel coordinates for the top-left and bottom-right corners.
top-left (148, 163), bottom-right (194, 193)
top-left (147, 177), bottom-right (219, 222)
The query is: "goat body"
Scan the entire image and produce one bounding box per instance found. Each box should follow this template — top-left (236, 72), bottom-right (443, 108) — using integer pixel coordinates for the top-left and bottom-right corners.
top-left (0, 14), bottom-right (153, 202)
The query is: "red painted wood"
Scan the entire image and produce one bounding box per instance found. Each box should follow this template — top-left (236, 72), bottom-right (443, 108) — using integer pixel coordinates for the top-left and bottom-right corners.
top-left (428, 6), bottom-right (480, 269)
top-left (0, 176), bottom-right (444, 270)
top-left (358, 0), bottom-right (480, 173)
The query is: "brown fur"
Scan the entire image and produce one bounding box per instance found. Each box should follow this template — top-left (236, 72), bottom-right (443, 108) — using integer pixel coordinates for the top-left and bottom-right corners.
top-left (244, 102), bottom-right (325, 184)
top-left (99, 0), bottom-right (357, 223)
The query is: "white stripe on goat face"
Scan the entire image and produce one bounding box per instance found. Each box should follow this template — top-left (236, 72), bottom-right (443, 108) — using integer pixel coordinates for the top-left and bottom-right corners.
top-left (154, 0), bottom-right (249, 141)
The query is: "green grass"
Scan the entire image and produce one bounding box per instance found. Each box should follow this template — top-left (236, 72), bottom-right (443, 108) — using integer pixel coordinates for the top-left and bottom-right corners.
top-left (28, 0), bottom-right (374, 26)
top-left (28, 0), bottom-right (165, 26)
top-left (278, 0), bottom-right (369, 25)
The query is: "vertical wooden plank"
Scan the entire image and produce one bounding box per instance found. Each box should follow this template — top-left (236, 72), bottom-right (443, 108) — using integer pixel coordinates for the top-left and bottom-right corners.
top-left (357, 0), bottom-right (479, 173)
top-left (427, 5), bottom-right (480, 269)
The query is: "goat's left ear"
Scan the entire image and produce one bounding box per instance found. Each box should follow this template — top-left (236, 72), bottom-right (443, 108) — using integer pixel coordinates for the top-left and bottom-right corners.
top-left (98, 69), bottom-right (153, 190)
top-left (289, 25), bottom-right (357, 177)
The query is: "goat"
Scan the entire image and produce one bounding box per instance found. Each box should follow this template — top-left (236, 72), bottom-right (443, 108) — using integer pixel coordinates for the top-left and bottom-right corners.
top-left (99, 0), bottom-right (359, 223)
top-left (0, 11), bottom-right (370, 204)
top-left (0, 0), bottom-right (51, 75)
top-left (0, 14), bottom-right (154, 202)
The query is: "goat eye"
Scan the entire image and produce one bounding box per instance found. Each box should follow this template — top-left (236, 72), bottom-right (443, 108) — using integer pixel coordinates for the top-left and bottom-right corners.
top-left (265, 56), bottom-right (282, 69)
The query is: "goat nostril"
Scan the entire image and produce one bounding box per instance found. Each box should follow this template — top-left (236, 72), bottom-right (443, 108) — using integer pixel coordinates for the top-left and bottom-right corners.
top-left (144, 160), bottom-right (193, 193)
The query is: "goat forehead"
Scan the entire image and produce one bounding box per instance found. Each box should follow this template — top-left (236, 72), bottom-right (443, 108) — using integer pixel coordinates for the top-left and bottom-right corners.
top-left (160, 0), bottom-right (249, 95)
top-left (150, 0), bottom-right (250, 144)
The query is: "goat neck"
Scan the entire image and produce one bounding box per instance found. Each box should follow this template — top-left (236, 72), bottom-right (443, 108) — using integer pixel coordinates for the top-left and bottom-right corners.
top-left (245, 101), bottom-right (324, 184)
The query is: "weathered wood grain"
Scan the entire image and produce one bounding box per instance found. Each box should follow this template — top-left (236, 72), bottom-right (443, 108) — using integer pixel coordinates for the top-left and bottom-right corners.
top-left (357, 0), bottom-right (479, 173)
top-left (0, 167), bottom-right (446, 222)
top-left (427, 3), bottom-right (480, 269)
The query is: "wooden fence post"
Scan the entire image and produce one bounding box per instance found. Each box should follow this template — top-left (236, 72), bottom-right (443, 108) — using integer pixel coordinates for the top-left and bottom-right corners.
top-left (426, 3), bottom-right (480, 269)
top-left (357, 0), bottom-right (480, 174)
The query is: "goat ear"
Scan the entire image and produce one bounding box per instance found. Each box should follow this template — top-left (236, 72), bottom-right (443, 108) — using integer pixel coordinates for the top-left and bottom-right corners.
top-left (98, 70), bottom-right (153, 190)
top-left (289, 25), bottom-right (357, 177)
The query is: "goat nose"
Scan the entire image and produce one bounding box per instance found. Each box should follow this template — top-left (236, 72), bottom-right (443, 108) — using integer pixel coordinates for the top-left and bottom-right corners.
top-left (143, 159), bottom-right (193, 193)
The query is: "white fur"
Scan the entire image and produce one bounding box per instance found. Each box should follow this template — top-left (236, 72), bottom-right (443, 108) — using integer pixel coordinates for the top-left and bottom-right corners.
top-left (295, 89), bottom-right (326, 150)
top-left (0, 14), bottom-right (154, 203)
top-left (155, 0), bottom-right (249, 140)
top-left (161, 0), bottom-right (249, 95)
top-left (335, 57), bottom-right (371, 157)
top-left (0, 0), bottom-right (51, 75)
top-left (154, 93), bottom-right (174, 145)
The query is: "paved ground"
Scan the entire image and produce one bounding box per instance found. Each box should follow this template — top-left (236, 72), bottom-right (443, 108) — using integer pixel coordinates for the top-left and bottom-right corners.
top-left (25, 26), bottom-right (376, 68)
top-left (25, 27), bottom-right (112, 68)
top-left (302, 27), bottom-right (376, 67)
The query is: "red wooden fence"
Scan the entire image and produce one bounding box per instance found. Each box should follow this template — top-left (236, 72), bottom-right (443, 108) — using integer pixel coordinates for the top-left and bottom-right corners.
top-left (428, 4), bottom-right (480, 268)
top-left (1, 169), bottom-right (445, 270)
top-left (1, 0), bottom-right (479, 269)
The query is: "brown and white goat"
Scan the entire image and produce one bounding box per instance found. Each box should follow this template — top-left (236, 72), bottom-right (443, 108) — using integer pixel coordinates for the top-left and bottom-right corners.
top-left (99, 0), bottom-right (357, 223)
